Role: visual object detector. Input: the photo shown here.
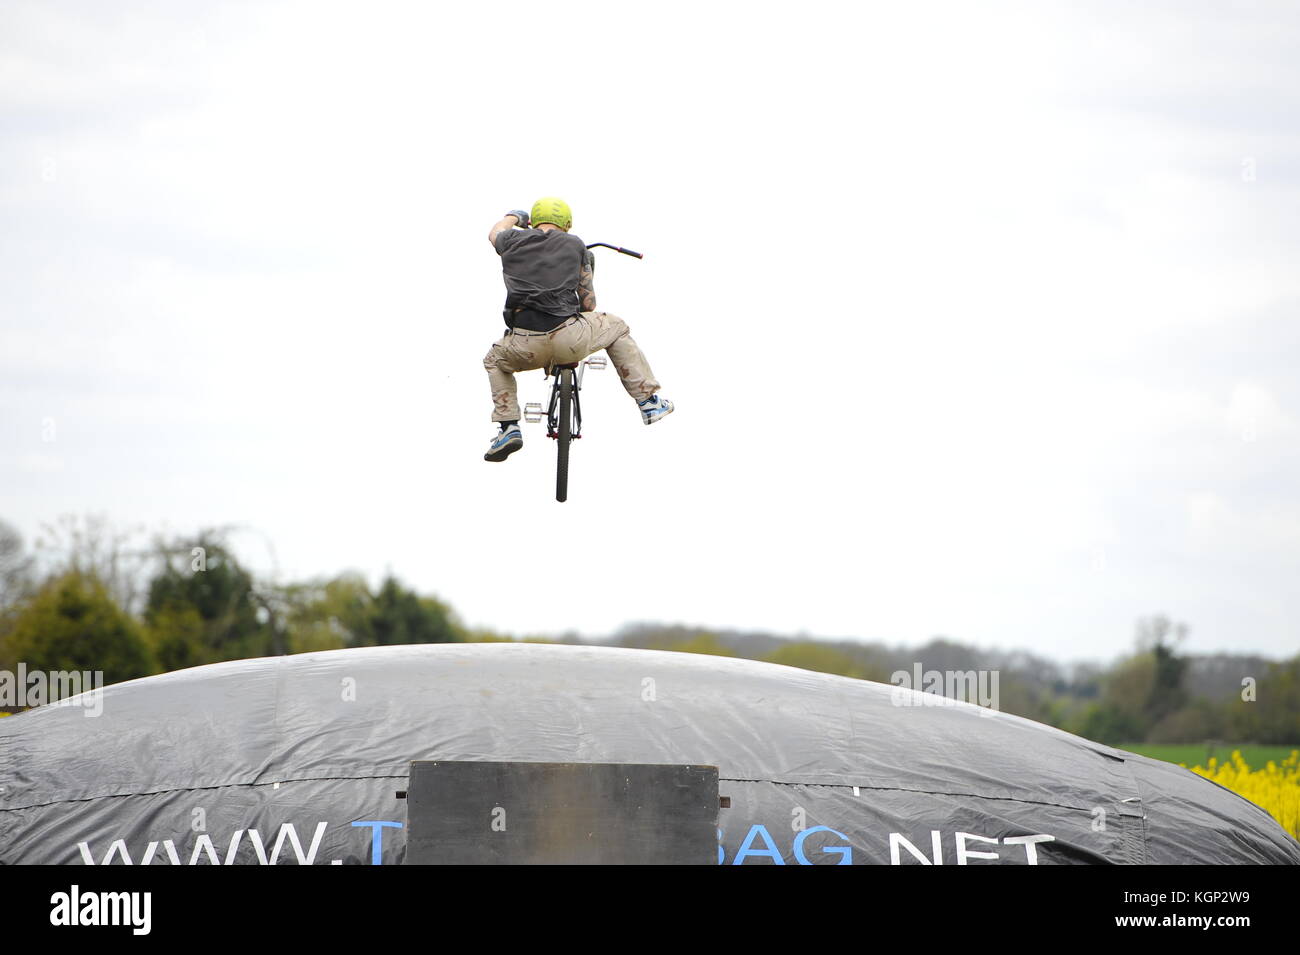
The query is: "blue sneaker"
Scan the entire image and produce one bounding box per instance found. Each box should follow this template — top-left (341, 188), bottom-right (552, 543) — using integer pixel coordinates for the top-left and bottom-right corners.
top-left (484, 424), bottom-right (523, 461)
top-left (638, 394), bottom-right (674, 425)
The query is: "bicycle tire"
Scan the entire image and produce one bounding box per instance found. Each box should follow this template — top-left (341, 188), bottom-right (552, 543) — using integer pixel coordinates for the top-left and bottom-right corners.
top-left (556, 367), bottom-right (572, 502)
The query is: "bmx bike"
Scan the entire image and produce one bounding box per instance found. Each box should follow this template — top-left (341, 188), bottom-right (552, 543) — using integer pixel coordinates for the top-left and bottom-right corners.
top-left (522, 242), bottom-right (642, 503)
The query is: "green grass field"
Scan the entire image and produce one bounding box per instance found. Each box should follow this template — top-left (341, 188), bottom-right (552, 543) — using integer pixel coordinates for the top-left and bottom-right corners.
top-left (1117, 742), bottom-right (1300, 768)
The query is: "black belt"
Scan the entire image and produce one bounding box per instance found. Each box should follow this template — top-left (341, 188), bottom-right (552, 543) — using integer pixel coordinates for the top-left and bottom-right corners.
top-left (504, 307), bottom-right (576, 333)
top-left (507, 314), bottom-right (581, 336)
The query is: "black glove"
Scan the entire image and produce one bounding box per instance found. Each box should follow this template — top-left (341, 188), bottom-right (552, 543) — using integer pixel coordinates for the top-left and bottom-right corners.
top-left (505, 209), bottom-right (530, 228)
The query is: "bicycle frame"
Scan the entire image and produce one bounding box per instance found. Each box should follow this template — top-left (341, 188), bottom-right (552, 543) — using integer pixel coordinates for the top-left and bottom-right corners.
top-left (543, 359), bottom-right (596, 441)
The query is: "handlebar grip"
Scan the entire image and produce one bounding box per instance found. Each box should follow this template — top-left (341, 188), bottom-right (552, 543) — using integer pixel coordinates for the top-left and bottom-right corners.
top-left (585, 242), bottom-right (643, 259)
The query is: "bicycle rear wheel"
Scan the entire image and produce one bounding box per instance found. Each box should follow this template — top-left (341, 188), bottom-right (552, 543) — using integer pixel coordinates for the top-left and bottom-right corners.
top-left (556, 367), bottom-right (572, 502)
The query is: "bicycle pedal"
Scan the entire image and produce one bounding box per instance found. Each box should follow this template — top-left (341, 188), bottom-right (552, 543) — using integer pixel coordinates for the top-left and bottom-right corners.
top-left (523, 402), bottom-right (543, 423)
top-left (585, 356), bottom-right (607, 370)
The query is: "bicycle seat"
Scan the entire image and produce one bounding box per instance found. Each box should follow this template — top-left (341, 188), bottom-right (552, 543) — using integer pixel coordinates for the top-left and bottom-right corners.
top-left (554, 362), bottom-right (580, 369)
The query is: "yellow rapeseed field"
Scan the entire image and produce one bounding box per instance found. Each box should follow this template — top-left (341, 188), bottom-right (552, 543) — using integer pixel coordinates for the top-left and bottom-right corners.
top-left (1185, 750), bottom-right (1300, 840)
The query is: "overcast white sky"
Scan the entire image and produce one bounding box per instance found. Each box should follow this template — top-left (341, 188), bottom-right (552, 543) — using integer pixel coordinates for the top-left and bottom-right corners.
top-left (3, 1), bottom-right (1299, 661)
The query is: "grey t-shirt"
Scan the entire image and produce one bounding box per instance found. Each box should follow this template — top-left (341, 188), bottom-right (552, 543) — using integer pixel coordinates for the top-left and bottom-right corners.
top-left (494, 228), bottom-right (589, 318)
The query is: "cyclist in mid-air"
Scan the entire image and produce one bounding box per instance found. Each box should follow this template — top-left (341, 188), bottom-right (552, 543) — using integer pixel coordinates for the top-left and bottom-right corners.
top-left (482, 197), bottom-right (673, 462)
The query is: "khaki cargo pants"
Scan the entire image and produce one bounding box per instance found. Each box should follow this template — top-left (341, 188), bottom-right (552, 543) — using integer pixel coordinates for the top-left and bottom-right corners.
top-left (483, 311), bottom-right (661, 423)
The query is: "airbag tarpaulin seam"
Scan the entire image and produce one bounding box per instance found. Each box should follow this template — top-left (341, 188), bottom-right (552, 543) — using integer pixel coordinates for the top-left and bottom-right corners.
top-left (0, 774), bottom-right (413, 813)
top-left (719, 777), bottom-right (1146, 816)
top-left (3, 773), bottom-right (1132, 818)
top-left (249, 655), bottom-right (290, 787)
top-left (1118, 756), bottom-right (1149, 863)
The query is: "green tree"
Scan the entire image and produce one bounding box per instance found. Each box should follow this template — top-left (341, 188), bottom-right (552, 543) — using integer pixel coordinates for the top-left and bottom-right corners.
top-left (280, 572), bottom-right (372, 653)
top-left (1137, 615), bottom-right (1189, 727)
top-left (142, 603), bottom-right (208, 673)
top-left (1071, 650), bottom-right (1155, 742)
top-left (1075, 701), bottom-right (1147, 745)
top-left (2, 571), bottom-right (153, 694)
top-left (1069, 616), bottom-right (1194, 744)
top-left (280, 572), bottom-right (461, 651)
top-left (1226, 656), bottom-right (1300, 744)
top-left (144, 536), bottom-right (277, 667)
top-left (368, 576), bottom-right (459, 646)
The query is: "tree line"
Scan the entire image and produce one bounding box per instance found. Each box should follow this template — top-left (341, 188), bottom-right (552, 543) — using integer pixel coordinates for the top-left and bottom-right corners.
top-left (1, 515), bottom-right (1295, 745)
top-left (0, 517), bottom-right (470, 691)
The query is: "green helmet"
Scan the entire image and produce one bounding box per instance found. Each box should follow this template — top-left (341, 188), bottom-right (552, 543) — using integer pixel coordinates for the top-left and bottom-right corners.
top-left (530, 197), bottom-right (572, 232)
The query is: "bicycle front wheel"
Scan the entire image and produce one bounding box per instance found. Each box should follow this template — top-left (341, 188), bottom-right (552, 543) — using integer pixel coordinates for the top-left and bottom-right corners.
top-left (556, 366), bottom-right (572, 503)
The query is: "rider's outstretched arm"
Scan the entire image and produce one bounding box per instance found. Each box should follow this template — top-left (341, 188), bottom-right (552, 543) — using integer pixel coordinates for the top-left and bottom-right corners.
top-left (488, 214), bottom-right (522, 246)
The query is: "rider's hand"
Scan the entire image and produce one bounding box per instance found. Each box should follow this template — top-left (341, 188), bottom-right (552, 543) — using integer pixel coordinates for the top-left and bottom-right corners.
top-left (506, 209), bottom-right (530, 228)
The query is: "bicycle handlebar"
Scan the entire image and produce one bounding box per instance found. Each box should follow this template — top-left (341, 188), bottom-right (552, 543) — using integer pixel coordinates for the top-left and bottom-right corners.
top-left (585, 242), bottom-right (643, 259)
